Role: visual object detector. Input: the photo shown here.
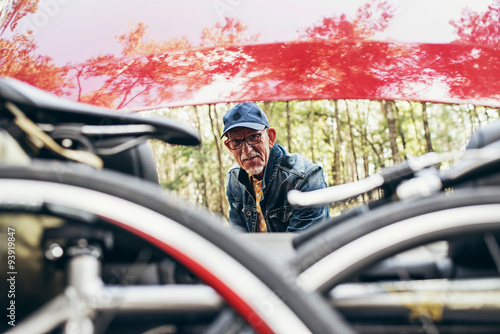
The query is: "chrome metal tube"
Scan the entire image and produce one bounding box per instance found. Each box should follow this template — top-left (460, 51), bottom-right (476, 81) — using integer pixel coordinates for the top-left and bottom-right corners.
top-left (94, 285), bottom-right (223, 312)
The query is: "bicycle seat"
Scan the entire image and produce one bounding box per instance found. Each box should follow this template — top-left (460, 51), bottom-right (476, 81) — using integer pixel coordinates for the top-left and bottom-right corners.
top-left (0, 77), bottom-right (201, 183)
top-left (0, 77), bottom-right (200, 146)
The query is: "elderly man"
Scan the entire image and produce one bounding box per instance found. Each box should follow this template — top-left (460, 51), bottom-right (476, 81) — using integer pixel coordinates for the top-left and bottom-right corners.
top-left (222, 102), bottom-right (330, 233)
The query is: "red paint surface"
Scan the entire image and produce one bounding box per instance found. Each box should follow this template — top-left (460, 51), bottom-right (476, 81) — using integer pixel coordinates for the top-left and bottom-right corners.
top-left (1, 0), bottom-right (500, 109)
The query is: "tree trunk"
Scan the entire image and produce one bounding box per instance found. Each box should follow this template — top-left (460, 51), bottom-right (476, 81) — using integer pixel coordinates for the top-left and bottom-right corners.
top-left (421, 102), bottom-right (434, 153)
top-left (208, 104), bottom-right (226, 216)
top-left (471, 105), bottom-right (482, 130)
top-left (393, 102), bottom-right (406, 152)
top-left (309, 100), bottom-right (315, 162)
top-left (364, 135), bottom-right (383, 168)
top-left (332, 100), bottom-right (342, 185)
top-left (361, 119), bottom-right (370, 179)
top-left (362, 106), bottom-right (371, 178)
top-left (484, 107), bottom-right (491, 122)
top-left (345, 101), bottom-right (359, 181)
top-left (381, 101), bottom-right (401, 163)
top-left (325, 124), bottom-right (335, 186)
top-left (263, 102), bottom-right (272, 124)
top-left (408, 102), bottom-right (422, 146)
top-left (286, 101), bottom-right (292, 152)
top-left (193, 106), bottom-right (208, 207)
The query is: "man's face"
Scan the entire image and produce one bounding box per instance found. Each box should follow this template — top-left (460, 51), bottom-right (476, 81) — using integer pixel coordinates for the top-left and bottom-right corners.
top-left (225, 127), bottom-right (276, 177)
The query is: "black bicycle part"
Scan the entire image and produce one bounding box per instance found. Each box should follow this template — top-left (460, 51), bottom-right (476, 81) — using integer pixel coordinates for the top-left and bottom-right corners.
top-left (0, 77), bottom-right (200, 146)
top-left (0, 162), bottom-right (355, 334)
top-left (291, 187), bottom-right (500, 275)
top-left (292, 197), bottom-right (391, 249)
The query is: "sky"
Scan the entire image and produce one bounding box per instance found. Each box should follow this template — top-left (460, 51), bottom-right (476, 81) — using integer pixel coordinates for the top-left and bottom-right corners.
top-left (8, 0), bottom-right (496, 65)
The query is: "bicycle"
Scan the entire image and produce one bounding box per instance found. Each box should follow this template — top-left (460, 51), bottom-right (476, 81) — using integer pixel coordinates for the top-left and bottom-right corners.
top-left (285, 118), bottom-right (500, 333)
top-left (0, 77), bottom-right (354, 334)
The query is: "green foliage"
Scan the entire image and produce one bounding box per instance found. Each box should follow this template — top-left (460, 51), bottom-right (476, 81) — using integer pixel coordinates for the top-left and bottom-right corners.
top-left (144, 100), bottom-right (499, 221)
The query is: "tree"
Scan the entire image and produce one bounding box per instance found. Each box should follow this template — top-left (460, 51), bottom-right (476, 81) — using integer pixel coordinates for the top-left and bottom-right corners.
top-left (332, 100), bottom-right (342, 185)
top-left (308, 100), bottom-right (315, 162)
top-left (208, 104), bottom-right (226, 216)
top-left (345, 101), bottom-right (359, 181)
top-left (451, 0), bottom-right (500, 47)
top-left (421, 103), bottom-right (434, 153)
top-left (300, 0), bottom-right (395, 41)
top-left (200, 17), bottom-right (259, 47)
top-left (380, 101), bottom-right (401, 163)
top-left (75, 21), bottom-right (197, 108)
top-left (193, 105), bottom-right (209, 207)
top-left (0, 0), bottom-right (38, 35)
top-left (0, 33), bottom-right (69, 94)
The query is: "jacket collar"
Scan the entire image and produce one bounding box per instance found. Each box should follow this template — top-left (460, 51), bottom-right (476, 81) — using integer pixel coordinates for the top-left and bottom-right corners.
top-left (237, 144), bottom-right (283, 195)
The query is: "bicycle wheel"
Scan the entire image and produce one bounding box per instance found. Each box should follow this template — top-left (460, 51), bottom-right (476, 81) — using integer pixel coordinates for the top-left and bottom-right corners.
top-left (291, 187), bottom-right (500, 276)
top-left (291, 187), bottom-right (500, 334)
top-left (0, 162), bottom-right (353, 334)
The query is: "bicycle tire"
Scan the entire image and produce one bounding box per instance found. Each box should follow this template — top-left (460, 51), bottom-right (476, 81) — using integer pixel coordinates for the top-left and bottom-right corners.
top-left (291, 187), bottom-right (500, 275)
top-left (0, 162), bottom-right (353, 334)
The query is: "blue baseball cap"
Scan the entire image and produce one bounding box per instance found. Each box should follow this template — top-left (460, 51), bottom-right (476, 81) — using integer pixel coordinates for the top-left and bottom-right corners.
top-left (221, 102), bottom-right (269, 138)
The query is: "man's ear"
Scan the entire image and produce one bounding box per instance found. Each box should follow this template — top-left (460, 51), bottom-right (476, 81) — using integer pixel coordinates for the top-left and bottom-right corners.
top-left (223, 139), bottom-right (231, 150)
top-left (267, 128), bottom-right (277, 147)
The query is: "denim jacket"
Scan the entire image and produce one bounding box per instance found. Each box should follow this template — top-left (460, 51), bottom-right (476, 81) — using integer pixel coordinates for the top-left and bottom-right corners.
top-left (226, 144), bottom-right (330, 233)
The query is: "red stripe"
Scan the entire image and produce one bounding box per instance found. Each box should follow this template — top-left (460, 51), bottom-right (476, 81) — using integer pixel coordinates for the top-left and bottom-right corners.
top-left (103, 216), bottom-right (275, 334)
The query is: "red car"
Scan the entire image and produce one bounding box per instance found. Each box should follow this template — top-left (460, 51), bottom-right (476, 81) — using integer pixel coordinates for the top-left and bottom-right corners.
top-left (1, 1), bottom-right (500, 333)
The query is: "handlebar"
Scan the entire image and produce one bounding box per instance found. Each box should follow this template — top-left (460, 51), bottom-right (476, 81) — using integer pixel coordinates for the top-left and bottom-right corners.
top-left (288, 152), bottom-right (459, 207)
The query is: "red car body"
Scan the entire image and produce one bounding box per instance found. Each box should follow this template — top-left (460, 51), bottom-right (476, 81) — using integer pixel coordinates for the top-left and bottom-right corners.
top-left (2, 0), bottom-right (500, 109)
top-left (2, 2), bottom-right (500, 334)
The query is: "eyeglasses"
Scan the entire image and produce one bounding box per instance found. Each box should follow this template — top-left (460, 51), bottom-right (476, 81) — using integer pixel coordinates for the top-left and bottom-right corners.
top-left (225, 129), bottom-right (267, 150)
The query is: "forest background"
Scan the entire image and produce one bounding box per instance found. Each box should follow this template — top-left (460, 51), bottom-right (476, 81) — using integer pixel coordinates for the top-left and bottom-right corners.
top-left (145, 101), bottom-right (500, 222)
